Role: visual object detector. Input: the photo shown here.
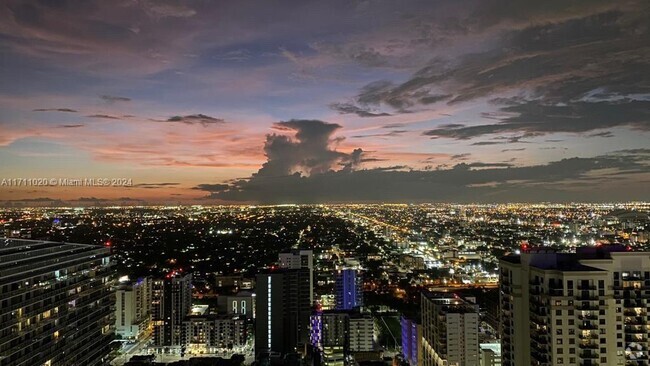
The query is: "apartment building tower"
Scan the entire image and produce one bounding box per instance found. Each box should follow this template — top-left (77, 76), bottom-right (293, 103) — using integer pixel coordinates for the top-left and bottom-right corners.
top-left (255, 267), bottom-right (312, 357)
top-left (421, 291), bottom-right (480, 366)
top-left (499, 245), bottom-right (650, 366)
top-left (0, 238), bottom-right (115, 366)
top-left (152, 271), bottom-right (192, 349)
top-left (115, 276), bottom-right (152, 339)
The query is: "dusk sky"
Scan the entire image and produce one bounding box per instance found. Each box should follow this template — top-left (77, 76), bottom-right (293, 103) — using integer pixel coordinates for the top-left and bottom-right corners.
top-left (0, 0), bottom-right (648, 205)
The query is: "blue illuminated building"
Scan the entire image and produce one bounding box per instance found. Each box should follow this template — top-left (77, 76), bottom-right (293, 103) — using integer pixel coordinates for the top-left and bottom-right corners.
top-left (335, 269), bottom-right (362, 310)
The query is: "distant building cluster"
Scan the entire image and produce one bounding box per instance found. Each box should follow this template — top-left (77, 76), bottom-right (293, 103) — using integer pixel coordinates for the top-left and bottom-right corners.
top-left (0, 204), bottom-right (648, 366)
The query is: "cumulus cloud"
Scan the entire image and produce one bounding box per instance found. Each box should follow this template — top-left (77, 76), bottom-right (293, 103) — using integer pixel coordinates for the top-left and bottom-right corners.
top-left (256, 119), bottom-right (362, 177)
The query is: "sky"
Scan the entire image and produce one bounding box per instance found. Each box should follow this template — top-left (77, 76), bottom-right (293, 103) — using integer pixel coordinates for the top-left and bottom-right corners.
top-left (0, 0), bottom-right (648, 205)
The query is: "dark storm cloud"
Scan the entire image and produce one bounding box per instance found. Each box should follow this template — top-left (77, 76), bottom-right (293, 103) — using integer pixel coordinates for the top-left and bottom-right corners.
top-left (0, 197), bottom-right (65, 207)
top-left (192, 183), bottom-right (230, 193)
top-left (256, 119), bottom-right (362, 177)
top-left (424, 100), bottom-right (650, 139)
top-left (329, 102), bottom-right (391, 118)
top-left (101, 95), bottom-right (131, 103)
top-left (465, 162), bottom-right (514, 168)
top-left (339, 3), bottom-right (650, 139)
top-left (72, 197), bottom-right (111, 202)
top-left (33, 108), bottom-right (77, 113)
top-left (200, 149), bottom-right (650, 203)
top-left (354, 79), bottom-right (451, 112)
top-left (153, 114), bottom-right (225, 127)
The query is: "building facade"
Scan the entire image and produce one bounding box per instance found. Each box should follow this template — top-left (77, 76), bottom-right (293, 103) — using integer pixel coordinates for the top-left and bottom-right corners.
top-left (421, 291), bottom-right (480, 366)
top-left (479, 343), bottom-right (501, 366)
top-left (217, 291), bottom-right (254, 319)
top-left (0, 238), bottom-right (115, 366)
top-left (310, 310), bottom-right (376, 366)
top-left (152, 272), bottom-right (192, 348)
top-left (348, 313), bottom-right (375, 352)
top-left (335, 269), bottom-right (363, 311)
top-left (279, 249), bottom-right (314, 304)
top-left (402, 316), bottom-right (422, 366)
top-left (182, 314), bottom-right (248, 353)
top-left (499, 246), bottom-right (650, 366)
top-left (255, 268), bottom-right (312, 357)
top-left (115, 276), bottom-right (152, 339)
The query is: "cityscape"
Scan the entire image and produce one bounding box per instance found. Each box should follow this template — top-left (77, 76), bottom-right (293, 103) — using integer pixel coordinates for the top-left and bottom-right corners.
top-left (1, 204), bottom-right (649, 365)
top-left (1, 0), bottom-right (650, 366)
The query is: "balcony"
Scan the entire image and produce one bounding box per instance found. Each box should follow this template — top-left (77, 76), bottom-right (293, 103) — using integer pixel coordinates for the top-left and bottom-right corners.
top-left (580, 361), bottom-right (599, 366)
top-left (531, 333), bottom-right (550, 345)
top-left (578, 285), bottom-right (596, 290)
top-left (623, 299), bottom-right (645, 307)
top-left (578, 322), bottom-right (598, 330)
top-left (580, 351), bottom-right (599, 359)
top-left (577, 293), bottom-right (599, 301)
top-left (625, 325), bottom-right (647, 334)
top-left (625, 335), bottom-right (648, 343)
top-left (578, 313), bottom-right (598, 320)
top-left (625, 317), bottom-right (645, 326)
top-left (576, 303), bottom-right (600, 311)
top-left (579, 332), bottom-right (599, 340)
top-left (579, 342), bottom-right (598, 349)
top-left (530, 288), bottom-right (542, 295)
top-left (549, 288), bottom-right (564, 296)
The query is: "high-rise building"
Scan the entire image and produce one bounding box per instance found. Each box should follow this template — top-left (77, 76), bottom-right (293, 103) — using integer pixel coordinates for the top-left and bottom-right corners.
top-left (115, 276), bottom-right (152, 339)
top-left (255, 268), bottom-right (312, 357)
top-left (421, 291), bottom-right (480, 366)
top-left (310, 310), bottom-right (376, 366)
top-left (335, 269), bottom-right (363, 310)
top-left (279, 249), bottom-right (314, 304)
top-left (279, 250), bottom-right (313, 271)
top-left (348, 313), bottom-right (375, 353)
top-left (401, 316), bottom-right (422, 366)
top-left (0, 238), bottom-right (115, 366)
top-left (311, 311), bottom-right (349, 366)
top-left (499, 245), bottom-right (650, 366)
top-left (152, 271), bottom-right (192, 349)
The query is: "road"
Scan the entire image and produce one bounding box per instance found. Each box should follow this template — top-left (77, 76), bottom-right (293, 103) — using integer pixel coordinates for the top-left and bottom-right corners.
top-left (112, 333), bottom-right (152, 366)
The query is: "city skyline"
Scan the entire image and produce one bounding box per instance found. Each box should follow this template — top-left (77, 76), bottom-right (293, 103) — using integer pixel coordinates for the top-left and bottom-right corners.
top-left (1, 0), bottom-right (649, 205)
